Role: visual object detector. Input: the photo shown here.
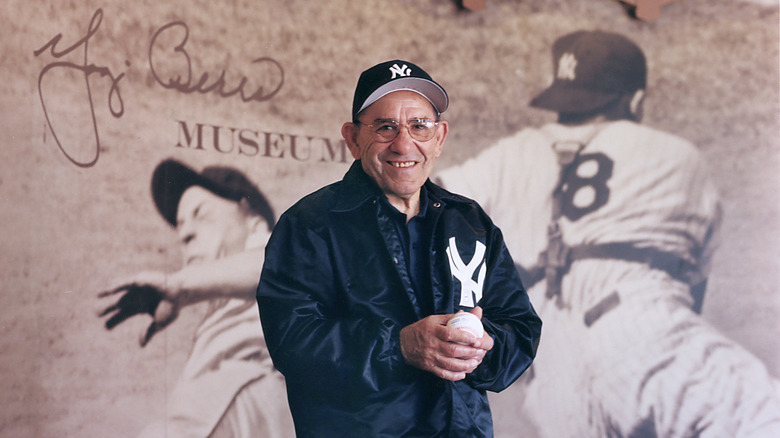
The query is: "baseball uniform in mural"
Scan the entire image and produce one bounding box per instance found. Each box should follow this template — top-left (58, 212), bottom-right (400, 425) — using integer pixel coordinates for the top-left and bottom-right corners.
top-left (139, 253), bottom-right (292, 438)
top-left (100, 160), bottom-right (294, 438)
top-left (148, 161), bottom-right (293, 438)
top-left (436, 30), bottom-right (780, 438)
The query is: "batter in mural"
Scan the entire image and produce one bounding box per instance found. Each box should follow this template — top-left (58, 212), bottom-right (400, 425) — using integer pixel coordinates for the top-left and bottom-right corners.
top-left (436, 30), bottom-right (780, 437)
top-left (256, 59), bottom-right (542, 437)
top-left (98, 159), bottom-right (294, 437)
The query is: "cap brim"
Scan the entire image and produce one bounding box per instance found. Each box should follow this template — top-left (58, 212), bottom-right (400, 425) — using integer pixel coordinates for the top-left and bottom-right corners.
top-left (151, 160), bottom-right (210, 226)
top-left (357, 77), bottom-right (449, 116)
top-left (530, 82), bottom-right (619, 114)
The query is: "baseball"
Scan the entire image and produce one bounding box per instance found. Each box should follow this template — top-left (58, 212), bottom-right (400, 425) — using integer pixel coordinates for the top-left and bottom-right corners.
top-left (446, 312), bottom-right (484, 338)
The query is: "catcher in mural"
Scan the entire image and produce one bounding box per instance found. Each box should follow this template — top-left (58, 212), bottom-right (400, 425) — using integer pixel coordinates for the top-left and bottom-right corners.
top-left (436, 30), bottom-right (780, 437)
top-left (98, 159), bottom-right (294, 437)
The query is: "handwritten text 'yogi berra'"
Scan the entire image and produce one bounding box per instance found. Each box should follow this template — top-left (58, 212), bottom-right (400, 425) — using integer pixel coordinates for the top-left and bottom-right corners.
top-left (34, 9), bottom-right (285, 168)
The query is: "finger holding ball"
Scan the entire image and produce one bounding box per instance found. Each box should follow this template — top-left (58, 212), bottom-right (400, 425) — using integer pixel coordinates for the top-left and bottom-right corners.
top-left (446, 311), bottom-right (484, 338)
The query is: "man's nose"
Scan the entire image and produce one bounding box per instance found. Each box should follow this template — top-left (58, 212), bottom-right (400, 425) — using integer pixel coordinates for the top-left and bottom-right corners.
top-left (178, 222), bottom-right (196, 245)
top-left (389, 126), bottom-right (415, 154)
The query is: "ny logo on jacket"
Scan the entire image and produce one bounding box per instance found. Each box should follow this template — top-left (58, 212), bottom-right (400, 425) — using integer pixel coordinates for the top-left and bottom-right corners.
top-left (446, 236), bottom-right (486, 307)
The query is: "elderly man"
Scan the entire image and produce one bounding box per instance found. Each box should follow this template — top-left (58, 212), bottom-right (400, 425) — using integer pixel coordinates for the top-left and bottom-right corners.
top-left (99, 159), bottom-right (294, 438)
top-left (256, 59), bottom-right (541, 438)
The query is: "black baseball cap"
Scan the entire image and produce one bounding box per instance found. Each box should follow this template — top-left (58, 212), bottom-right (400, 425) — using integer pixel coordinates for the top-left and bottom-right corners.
top-left (351, 59), bottom-right (449, 120)
top-left (530, 30), bottom-right (647, 114)
top-left (151, 159), bottom-right (274, 228)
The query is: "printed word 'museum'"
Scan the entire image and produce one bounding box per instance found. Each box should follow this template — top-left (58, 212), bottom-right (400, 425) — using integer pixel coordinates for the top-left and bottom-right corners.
top-left (176, 120), bottom-right (348, 163)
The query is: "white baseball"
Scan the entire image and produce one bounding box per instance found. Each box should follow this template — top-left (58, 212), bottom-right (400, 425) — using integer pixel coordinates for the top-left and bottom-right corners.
top-left (446, 312), bottom-right (484, 338)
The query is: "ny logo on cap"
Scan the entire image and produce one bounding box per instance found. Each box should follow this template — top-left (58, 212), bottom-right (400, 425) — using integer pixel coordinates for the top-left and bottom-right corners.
top-left (389, 63), bottom-right (412, 79)
top-left (557, 53), bottom-right (577, 81)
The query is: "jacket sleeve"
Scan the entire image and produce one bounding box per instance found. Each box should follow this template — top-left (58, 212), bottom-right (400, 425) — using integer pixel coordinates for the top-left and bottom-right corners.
top-left (466, 224), bottom-right (542, 392)
top-left (256, 210), bottom-right (409, 401)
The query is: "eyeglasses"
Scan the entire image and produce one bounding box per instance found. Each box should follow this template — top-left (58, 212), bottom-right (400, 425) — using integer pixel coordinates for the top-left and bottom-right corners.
top-left (356, 118), bottom-right (439, 143)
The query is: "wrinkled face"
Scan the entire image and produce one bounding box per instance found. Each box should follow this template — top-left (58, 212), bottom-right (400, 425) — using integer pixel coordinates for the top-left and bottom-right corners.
top-left (344, 90), bottom-right (448, 207)
top-left (176, 186), bottom-right (252, 266)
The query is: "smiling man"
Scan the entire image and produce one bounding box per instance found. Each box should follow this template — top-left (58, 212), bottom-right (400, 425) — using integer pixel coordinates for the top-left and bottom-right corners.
top-left (256, 60), bottom-right (541, 438)
top-left (343, 89), bottom-right (445, 219)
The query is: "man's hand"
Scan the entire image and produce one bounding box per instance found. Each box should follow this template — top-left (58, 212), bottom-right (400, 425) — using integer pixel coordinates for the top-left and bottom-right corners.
top-left (97, 271), bottom-right (181, 347)
top-left (400, 306), bottom-right (494, 381)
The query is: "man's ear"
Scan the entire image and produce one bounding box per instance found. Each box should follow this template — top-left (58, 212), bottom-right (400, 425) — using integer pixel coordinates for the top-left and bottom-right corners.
top-left (238, 199), bottom-right (264, 231)
top-left (433, 120), bottom-right (449, 158)
top-left (341, 122), bottom-right (362, 160)
top-left (629, 89), bottom-right (646, 121)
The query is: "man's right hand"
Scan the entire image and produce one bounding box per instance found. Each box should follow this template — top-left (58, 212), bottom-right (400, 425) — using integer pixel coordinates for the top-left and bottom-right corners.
top-left (97, 271), bottom-right (181, 347)
top-left (399, 308), bottom-right (492, 381)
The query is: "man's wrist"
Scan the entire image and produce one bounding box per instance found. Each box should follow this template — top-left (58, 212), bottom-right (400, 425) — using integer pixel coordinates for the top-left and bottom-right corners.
top-left (166, 271), bottom-right (190, 306)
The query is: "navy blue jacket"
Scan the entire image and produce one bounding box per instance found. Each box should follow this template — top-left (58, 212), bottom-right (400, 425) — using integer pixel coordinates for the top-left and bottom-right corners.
top-left (257, 161), bottom-right (541, 438)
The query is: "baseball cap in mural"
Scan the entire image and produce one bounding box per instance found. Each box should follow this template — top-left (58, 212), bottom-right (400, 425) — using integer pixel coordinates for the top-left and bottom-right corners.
top-left (531, 30), bottom-right (647, 113)
top-left (351, 59), bottom-right (449, 120)
top-left (151, 159), bottom-right (274, 228)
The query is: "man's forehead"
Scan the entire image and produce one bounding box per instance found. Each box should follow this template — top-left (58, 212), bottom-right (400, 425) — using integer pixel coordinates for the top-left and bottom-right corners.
top-left (177, 185), bottom-right (233, 217)
top-left (362, 90), bottom-right (437, 118)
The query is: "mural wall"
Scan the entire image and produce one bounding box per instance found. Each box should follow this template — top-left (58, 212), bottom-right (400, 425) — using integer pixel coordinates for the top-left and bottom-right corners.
top-left (1, 0), bottom-right (778, 437)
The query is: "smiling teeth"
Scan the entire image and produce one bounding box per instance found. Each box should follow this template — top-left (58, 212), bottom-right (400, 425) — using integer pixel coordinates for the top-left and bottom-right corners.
top-left (391, 162), bottom-right (414, 168)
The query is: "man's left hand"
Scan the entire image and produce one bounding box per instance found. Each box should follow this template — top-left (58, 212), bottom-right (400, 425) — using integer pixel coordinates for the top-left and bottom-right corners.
top-left (399, 306), bottom-right (494, 381)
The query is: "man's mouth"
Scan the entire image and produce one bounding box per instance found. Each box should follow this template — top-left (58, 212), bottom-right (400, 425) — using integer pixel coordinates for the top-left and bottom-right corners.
top-left (389, 161), bottom-right (415, 168)
top-left (186, 255), bottom-right (204, 266)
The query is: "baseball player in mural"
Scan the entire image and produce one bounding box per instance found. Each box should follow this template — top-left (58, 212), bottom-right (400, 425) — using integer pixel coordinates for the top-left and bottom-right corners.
top-left (436, 30), bottom-right (780, 437)
top-left (98, 159), bottom-right (294, 437)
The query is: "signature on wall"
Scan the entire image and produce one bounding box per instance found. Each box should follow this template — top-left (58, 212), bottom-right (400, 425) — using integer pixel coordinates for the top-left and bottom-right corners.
top-left (33, 8), bottom-right (285, 168)
top-left (149, 21), bottom-right (284, 103)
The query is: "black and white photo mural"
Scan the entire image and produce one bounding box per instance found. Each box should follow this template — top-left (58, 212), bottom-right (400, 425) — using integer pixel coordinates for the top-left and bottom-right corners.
top-left (2, 1), bottom-right (778, 437)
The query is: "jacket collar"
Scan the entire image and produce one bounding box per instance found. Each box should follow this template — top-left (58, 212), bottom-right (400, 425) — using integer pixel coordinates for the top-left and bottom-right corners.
top-left (331, 160), bottom-right (473, 213)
